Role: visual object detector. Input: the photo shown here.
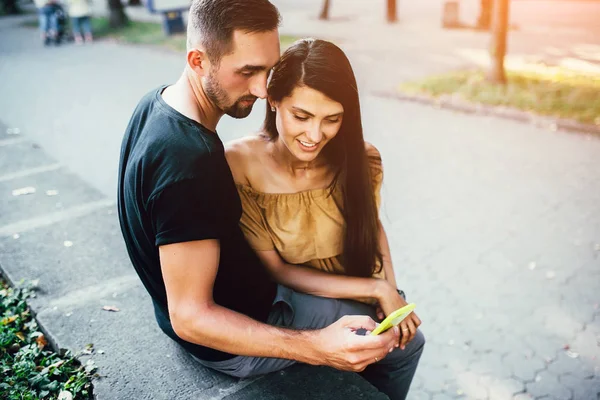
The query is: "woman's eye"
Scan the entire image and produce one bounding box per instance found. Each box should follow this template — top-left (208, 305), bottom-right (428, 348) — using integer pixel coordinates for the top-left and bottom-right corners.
top-left (294, 115), bottom-right (308, 121)
top-left (327, 118), bottom-right (340, 123)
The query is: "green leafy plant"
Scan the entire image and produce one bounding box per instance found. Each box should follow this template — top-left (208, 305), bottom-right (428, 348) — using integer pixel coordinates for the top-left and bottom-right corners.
top-left (1, 279), bottom-right (95, 400)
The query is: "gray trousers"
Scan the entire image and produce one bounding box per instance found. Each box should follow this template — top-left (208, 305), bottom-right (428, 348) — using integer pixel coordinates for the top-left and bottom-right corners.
top-left (195, 286), bottom-right (425, 400)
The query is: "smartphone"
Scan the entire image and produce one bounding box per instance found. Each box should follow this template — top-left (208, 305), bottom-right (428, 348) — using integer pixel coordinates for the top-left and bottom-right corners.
top-left (370, 303), bottom-right (416, 336)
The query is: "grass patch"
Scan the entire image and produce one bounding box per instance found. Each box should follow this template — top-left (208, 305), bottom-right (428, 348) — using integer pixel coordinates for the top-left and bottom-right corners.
top-left (400, 67), bottom-right (600, 125)
top-left (1, 279), bottom-right (95, 400)
top-left (22, 16), bottom-right (298, 52)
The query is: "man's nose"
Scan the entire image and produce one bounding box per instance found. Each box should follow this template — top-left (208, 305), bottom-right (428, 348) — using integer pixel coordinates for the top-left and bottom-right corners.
top-left (249, 74), bottom-right (268, 99)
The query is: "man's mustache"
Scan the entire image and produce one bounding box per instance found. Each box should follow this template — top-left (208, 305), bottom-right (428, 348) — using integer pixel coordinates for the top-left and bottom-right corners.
top-left (238, 95), bottom-right (258, 103)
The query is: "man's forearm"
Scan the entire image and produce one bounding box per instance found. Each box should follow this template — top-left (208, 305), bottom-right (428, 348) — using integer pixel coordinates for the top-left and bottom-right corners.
top-left (173, 302), bottom-right (321, 364)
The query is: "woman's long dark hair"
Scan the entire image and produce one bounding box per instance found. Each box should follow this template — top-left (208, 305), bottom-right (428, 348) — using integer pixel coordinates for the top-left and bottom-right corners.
top-left (263, 39), bottom-right (383, 278)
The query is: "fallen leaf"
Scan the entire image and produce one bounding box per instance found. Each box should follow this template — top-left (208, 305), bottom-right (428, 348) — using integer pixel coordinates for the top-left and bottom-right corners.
top-left (2, 315), bottom-right (18, 325)
top-left (84, 359), bottom-right (97, 373)
top-left (12, 187), bottom-right (36, 196)
top-left (102, 305), bottom-right (120, 312)
top-left (36, 334), bottom-right (48, 350)
top-left (15, 332), bottom-right (25, 341)
top-left (41, 360), bottom-right (65, 376)
top-left (58, 390), bottom-right (73, 400)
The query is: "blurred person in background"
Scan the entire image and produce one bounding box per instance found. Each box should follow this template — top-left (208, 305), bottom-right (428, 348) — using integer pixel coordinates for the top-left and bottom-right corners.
top-left (67, 0), bottom-right (93, 44)
top-left (34, 0), bottom-right (59, 45)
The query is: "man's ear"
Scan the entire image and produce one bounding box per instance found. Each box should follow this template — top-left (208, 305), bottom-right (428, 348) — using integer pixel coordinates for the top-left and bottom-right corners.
top-left (187, 49), bottom-right (210, 77)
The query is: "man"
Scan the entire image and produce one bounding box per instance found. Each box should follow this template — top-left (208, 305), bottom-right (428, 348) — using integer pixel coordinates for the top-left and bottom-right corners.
top-left (117, 0), bottom-right (424, 398)
top-left (34, 0), bottom-right (59, 45)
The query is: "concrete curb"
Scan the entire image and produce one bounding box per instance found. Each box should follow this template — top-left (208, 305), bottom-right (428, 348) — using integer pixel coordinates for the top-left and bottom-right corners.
top-left (374, 91), bottom-right (600, 136)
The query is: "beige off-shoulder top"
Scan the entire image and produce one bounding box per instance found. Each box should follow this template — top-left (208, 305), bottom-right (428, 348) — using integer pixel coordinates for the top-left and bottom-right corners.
top-left (236, 157), bottom-right (385, 278)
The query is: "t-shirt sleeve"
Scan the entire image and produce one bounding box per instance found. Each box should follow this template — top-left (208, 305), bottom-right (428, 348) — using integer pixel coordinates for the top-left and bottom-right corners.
top-left (367, 145), bottom-right (384, 211)
top-left (237, 186), bottom-right (275, 251)
top-left (149, 178), bottom-right (221, 246)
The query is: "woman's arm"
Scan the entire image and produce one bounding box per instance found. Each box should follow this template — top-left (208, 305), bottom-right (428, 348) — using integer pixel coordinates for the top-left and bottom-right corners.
top-left (379, 221), bottom-right (398, 288)
top-left (256, 250), bottom-right (393, 304)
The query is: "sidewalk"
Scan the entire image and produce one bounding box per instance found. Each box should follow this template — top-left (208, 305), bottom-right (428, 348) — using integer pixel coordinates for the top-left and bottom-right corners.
top-left (1, 5), bottom-right (600, 400)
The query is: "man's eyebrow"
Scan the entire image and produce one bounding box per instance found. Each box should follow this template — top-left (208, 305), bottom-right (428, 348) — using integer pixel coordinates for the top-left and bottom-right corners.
top-left (292, 107), bottom-right (343, 118)
top-left (237, 65), bottom-right (268, 72)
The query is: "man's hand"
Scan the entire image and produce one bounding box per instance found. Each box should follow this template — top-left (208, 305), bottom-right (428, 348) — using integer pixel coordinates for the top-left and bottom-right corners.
top-left (311, 315), bottom-right (400, 372)
top-left (374, 280), bottom-right (422, 350)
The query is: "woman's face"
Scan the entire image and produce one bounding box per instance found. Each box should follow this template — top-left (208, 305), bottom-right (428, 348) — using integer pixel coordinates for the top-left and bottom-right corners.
top-left (271, 85), bottom-right (344, 163)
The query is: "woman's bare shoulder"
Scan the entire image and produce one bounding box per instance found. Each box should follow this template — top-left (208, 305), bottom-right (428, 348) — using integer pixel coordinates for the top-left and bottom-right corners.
top-left (364, 141), bottom-right (381, 159)
top-left (224, 135), bottom-right (269, 184)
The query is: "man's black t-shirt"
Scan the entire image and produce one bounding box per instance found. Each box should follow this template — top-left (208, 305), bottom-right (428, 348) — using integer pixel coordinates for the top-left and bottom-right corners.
top-left (117, 86), bottom-right (277, 361)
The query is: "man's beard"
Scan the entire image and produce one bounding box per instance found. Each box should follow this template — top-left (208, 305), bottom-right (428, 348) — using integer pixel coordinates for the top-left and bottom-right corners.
top-left (204, 71), bottom-right (257, 119)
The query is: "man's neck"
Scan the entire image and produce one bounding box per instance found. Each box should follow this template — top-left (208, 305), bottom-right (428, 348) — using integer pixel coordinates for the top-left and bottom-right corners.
top-left (162, 69), bottom-right (223, 132)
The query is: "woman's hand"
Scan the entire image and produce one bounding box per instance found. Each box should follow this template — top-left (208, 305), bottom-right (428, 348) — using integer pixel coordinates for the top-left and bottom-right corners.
top-left (373, 279), bottom-right (405, 316)
top-left (374, 280), bottom-right (422, 350)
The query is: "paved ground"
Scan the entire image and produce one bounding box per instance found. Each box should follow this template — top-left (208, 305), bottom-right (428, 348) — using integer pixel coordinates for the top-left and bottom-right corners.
top-left (1, 2), bottom-right (600, 399)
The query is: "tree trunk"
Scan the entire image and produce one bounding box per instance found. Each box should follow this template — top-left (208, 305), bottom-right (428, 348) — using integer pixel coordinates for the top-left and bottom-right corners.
top-left (387, 0), bottom-right (397, 23)
top-left (487, 0), bottom-right (510, 84)
top-left (108, 0), bottom-right (129, 28)
top-left (477, 0), bottom-right (493, 30)
top-left (319, 0), bottom-right (330, 20)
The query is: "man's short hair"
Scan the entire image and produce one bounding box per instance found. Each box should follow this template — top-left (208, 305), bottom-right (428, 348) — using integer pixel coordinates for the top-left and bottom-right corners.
top-left (187, 0), bottom-right (281, 63)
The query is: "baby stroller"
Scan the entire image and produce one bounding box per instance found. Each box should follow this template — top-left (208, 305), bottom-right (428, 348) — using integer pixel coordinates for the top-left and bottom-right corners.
top-left (49, 2), bottom-right (71, 44)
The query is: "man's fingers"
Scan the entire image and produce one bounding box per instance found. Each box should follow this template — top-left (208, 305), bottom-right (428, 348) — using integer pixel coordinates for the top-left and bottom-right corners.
top-left (349, 325), bottom-right (398, 351)
top-left (340, 315), bottom-right (377, 331)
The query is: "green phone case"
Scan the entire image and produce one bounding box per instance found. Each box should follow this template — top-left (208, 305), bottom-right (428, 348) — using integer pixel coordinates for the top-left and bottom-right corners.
top-left (370, 303), bottom-right (416, 336)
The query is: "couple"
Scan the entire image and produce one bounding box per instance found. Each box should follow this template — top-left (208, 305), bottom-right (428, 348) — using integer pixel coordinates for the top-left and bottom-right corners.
top-left (117, 0), bottom-right (424, 398)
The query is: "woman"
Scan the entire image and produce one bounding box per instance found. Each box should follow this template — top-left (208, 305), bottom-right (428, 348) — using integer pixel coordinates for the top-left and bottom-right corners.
top-left (225, 38), bottom-right (421, 367)
top-left (67, 0), bottom-right (93, 44)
